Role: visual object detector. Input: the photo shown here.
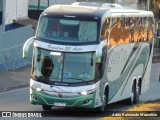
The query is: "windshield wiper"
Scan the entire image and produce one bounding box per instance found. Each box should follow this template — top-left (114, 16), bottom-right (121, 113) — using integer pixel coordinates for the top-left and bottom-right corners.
top-left (64, 78), bottom-right (91, 85)
top-left (49, 77), bottom-right (62, 81)
top-left (33, 76), bottom-right (44, 81)
top-left (33, 76), bottom-right (50, 84)
top-left (50, 85), bottom-right (66, 92)
top-left (64, 77), bottom-right (86, 81)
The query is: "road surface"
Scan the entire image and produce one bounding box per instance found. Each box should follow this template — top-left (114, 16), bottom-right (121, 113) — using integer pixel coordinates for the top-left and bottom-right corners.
top-left (0, 64), bottom-right (160, 120)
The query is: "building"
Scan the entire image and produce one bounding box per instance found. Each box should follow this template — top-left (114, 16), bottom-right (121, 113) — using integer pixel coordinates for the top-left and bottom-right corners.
top-left (0, 0), bottom-right (3, 26)
top-left (29, 0), bottom-right (77, 10)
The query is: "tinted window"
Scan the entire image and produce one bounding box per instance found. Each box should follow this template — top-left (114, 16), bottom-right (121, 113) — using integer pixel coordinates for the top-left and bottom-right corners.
top-left (36, 17), bottom-right (99, 43)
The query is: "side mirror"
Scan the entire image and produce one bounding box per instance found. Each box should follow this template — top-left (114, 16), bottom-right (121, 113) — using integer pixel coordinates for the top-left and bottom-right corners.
top-left (23, 37), bottom-right (34, 59)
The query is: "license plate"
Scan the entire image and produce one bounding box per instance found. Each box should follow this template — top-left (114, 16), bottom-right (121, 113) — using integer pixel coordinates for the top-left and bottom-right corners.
top-left (54, 102), bottom-right (66, 107)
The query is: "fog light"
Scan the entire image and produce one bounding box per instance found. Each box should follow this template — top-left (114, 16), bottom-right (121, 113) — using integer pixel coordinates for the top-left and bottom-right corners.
top-left (83, 99), bottom-right (92, 105)
top-left (31, 95), bottom-right (37, 100)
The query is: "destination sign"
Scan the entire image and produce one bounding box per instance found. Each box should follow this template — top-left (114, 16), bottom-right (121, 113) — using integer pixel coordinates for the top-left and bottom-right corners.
top-left (34, 40), bottom-right (98, 52)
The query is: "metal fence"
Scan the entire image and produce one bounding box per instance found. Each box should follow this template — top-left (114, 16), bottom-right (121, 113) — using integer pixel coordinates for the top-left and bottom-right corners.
top-left (0, 25), bottom-right (34, 71)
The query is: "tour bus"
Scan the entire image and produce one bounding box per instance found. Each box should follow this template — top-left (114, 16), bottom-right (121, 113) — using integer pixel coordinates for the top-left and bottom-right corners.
top-left (23, 2), bottom-right (154, 112)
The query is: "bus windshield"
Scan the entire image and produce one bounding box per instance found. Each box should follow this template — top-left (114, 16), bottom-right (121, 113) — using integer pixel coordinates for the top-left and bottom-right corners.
top-left (36, 17), bottom-right (99, 43)
top-left (32, 48), bottom-right (96, 83)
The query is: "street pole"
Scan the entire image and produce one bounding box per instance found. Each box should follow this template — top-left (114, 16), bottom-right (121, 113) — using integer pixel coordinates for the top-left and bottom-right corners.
top-left (147, 0), bottom-right (150, 11)
top-left (48, 0), bottom-right (49, 7)
top-left (2, 0), bottom-right (5, 32)
top-left (38, 0), bottom-right (40, 10)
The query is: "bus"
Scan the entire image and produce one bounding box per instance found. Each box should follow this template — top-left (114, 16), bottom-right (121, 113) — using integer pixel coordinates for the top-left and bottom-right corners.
top-left (23, 2), bottom-right (154, 112)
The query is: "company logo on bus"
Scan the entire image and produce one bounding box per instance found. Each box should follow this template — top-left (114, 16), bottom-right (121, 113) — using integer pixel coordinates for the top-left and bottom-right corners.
top-left (57, 93), bottom-right (63, 97)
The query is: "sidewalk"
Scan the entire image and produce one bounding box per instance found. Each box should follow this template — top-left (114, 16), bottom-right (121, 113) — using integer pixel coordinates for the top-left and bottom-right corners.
top-left (153, 48), bottom-right (160, 63)
top-left (0, 48), bottom-right (159, 92)
top-left (0, 66), bottom-right (31, 92)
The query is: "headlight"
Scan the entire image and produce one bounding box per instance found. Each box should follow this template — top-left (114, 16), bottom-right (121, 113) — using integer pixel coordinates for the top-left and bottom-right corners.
top-left (36, 87), bottom-right (43, 92)
top-left (31, 85), bottom-right (43, 92)
top-left (80, 89), bottom-right (96, 95)
top-left (81, 91), bottom-right (88, 95)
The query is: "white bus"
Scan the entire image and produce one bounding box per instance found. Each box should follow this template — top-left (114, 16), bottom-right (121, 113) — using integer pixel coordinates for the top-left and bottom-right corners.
top-left (23, 2), bottom-right (154, 112)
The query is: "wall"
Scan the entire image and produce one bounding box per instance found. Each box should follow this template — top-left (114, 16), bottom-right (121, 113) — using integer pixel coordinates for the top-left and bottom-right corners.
top-left (29, 0), bottom-right (77, 10)
top-left (5, 0), bottom-right (29, 25)
top-left (17, 0), bottom-right (29, 19)
top-left (0, 0), bottom-right (34, 71)
top-left (0, 0), bottom-right (2, 11)
top-left (0, 0), bottom-right (2, 25)
top-left (0, 25), bottom-right (34, 71)
top-left (5, 0), bottom-right (16, 24)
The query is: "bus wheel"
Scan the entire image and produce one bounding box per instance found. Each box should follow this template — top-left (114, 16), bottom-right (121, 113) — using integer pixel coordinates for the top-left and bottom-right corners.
top-left (127, 82), bottom-right (139, 105)
top-left (133, 83), bottom-right (140, 104)
top-left (42, 105), bottom-right (52, 111)
top-left (95, 91), bottom-right (108, 113)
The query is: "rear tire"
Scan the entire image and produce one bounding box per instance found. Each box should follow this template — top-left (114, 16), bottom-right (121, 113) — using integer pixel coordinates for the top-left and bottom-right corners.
top-left (127, 82), bottom-right (139, 105)
top-left (42, 105), bottom-right (52, 111)
top-left (133, 83), bottom-right (140, 104)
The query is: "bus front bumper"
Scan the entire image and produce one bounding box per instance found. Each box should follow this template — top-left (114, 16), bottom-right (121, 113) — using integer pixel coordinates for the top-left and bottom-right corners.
top-left (30, 89), bottom-right (96, 108)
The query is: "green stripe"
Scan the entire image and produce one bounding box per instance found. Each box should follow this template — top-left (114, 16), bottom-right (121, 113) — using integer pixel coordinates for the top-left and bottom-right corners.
top-left (107, 44), bottom-right (141, 101)
top-left (30, 89), bottom-right (96, 108)
top-left (121, 43), bottom-right (150, 95)
top-left (29, 5), bottom-right (47, 10)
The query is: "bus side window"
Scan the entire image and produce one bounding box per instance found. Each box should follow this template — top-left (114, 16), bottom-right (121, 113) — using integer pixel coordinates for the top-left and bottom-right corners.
top-left (134, 18), bottom-right (139, 43)
top-left (118, 17), bottom-right (130, 44)
top-left (146, 18), bottom-right (149, 41)
top-left (121, 18), bottom-right (125, 32)
top-left (143, 17), bottom-right (148, 42)
top-left (142, 18), bottom-right (145, 41)
top-left (148, 17), bottom-right (154, 41)
top-left (129, 17), bottom-right (134, 43)
top-left (109, 17), bottom-right (118, 47)
top-left (101, 18), bottom-right (110, 40)
top-left (123, 17), bottom-right (130, 44)
top-left (138, 18), bottom-right (142, 42)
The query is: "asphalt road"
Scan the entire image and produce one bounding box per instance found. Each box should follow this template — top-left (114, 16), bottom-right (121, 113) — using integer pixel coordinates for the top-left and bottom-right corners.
top-left (0, 63), bottom-right (160, 120)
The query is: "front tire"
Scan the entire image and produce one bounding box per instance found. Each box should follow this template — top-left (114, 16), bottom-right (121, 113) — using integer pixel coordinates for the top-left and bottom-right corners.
top-left (42, 105), bottom-right (52, 111)
top-left (95, 91), bottom-right (108, 113)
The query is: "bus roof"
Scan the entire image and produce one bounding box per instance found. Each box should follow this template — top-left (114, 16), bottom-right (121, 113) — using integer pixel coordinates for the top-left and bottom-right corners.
top-left (41, 4), bottom-right (107, 19)
top-left (41, 3), bottom-right (154, 19)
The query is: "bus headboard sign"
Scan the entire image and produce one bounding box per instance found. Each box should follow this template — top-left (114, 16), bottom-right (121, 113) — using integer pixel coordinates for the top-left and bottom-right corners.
top-left (48, 44), bottom-right (83, 52)
top-left (34, 41), bottom-right (98, 52)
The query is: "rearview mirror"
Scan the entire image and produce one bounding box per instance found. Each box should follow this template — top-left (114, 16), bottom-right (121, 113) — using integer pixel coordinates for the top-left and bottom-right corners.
top-left (23, 37), bottom-right (34, 59)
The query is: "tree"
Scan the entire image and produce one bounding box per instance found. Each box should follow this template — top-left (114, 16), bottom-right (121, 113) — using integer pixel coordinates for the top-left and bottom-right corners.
top-left (151, 0), bottom-right (160, 18)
